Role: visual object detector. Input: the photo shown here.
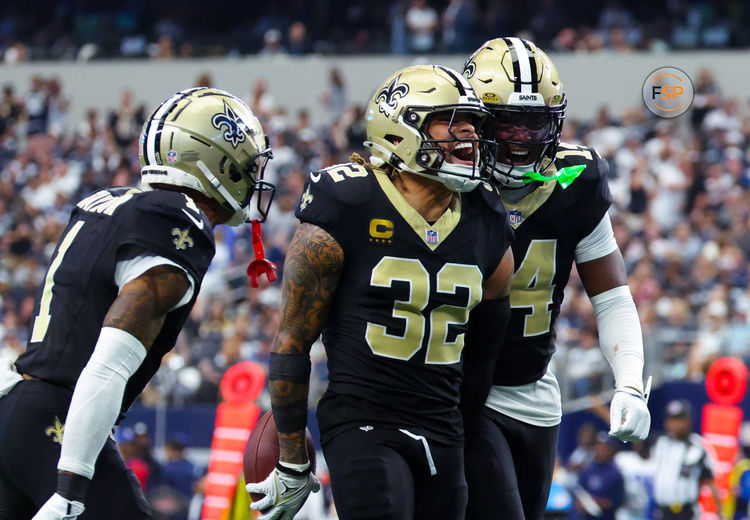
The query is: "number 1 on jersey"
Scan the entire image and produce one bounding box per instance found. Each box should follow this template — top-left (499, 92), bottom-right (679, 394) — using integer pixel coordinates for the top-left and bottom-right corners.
top-left (30, 221), bottom-right (85, 343)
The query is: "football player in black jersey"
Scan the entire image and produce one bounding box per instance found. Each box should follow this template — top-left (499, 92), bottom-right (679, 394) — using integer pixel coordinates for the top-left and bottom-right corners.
top-left (0, 88), bottom-right (274, 520)
top-left (245, 65), bottom-right (515, 520)
top-left (462, 38), bottom-right (652, 520)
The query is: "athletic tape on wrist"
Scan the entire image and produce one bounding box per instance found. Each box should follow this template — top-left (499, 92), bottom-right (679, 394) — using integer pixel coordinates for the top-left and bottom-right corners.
top-left (276, 461), bottom-right (311, 476)
top-left (269, 352), bottom-right (311, 384)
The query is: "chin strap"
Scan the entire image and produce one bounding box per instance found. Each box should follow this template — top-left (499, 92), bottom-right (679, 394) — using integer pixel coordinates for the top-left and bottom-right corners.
top-left (246, 219), bottom-right (277, 288)
top-left (521, 164), bottom-right (587, 189)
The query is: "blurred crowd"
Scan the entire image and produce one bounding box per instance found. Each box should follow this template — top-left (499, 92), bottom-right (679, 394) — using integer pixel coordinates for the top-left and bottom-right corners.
top-left (3, 0), bottom-right (750, 62)
top-left (1, 63), bottom-right (749, 412)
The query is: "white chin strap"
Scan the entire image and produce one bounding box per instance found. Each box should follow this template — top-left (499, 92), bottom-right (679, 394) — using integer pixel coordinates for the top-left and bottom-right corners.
top-left (492, 162), bottom-right (535, 189)
top-left (365, 141), bottom-right (481, 193)
top-left (141, 162), bottom-right (250, 226)
top-left (435, 163), bottom-right (482, 192)
top-left (196, 161), bottom-right (249, 226)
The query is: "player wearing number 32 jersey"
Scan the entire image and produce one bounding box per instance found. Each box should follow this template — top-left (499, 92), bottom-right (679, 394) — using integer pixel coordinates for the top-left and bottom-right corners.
top-left (245, 65), bottom-right (515, 520)
top-left (0, 88), bottom-right (274, 520)
top-left (462, 38), bottom-right (651, 520)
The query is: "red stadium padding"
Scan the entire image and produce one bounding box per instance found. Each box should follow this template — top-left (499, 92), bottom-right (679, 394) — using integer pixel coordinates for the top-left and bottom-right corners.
top-left (705, 357), bottom-right (748, 405)
top-left (220, 361), bottom-right (266, 404)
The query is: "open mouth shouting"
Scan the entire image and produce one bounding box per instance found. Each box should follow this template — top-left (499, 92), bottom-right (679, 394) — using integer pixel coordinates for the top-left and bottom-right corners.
top-left (506, 144), bottom-right (532, 165)
top-left (448, 141), bottom-right (476, 165)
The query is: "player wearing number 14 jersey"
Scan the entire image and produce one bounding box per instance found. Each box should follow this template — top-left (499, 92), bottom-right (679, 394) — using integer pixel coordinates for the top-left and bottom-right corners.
top-left (246, 65), bottom-right (514, 520)
top-left (462, 38), bottom-right (652, 520)
top-left (0, 88), bottom-right (274, 520)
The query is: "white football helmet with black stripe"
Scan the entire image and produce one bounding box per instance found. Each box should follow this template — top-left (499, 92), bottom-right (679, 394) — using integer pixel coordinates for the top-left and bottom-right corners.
top-left (139, 87), bottom-right (274, 225)
top-left (364, 64), bottom-right (497, 192)
top-left (464, 38), bottom-right (566, 189)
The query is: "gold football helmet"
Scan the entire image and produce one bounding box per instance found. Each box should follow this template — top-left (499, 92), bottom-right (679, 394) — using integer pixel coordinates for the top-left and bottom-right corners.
top-left (139, 87), bottom-right (274, 225)
top-left (364, 64), bottom-right (496, 192)
top-left (463, 38), bottom-right (566, 188)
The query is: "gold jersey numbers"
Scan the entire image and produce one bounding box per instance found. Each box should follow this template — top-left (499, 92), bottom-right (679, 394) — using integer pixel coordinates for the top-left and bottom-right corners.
top-left (365, 257), bottom-right (483, 364)
top-left (511, 239), bottom-right (557, 337)
top-left (322, 163), bottom-right (369, 183)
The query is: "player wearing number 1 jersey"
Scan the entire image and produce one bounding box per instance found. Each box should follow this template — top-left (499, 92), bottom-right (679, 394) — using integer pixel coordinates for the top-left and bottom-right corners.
top-left (246, 65), bottom-right (515, 520)
top-left (462, 39), bottom-right (652, 520)
top-left (0, 88), bottom-right (274, 520)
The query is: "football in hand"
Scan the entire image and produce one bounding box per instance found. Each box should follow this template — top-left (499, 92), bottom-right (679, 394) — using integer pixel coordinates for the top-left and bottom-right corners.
top-left (243, 410), bottom-right (317, 502)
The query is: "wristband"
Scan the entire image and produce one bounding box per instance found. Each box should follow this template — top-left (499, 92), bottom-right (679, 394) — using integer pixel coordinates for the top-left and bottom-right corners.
top-left (57, 471), bottom-right (90, 503)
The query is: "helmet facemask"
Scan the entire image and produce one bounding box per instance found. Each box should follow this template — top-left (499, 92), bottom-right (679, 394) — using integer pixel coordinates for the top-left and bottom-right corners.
top-left (219, 137), bottom-right (275, 225)
top-left (488, 101), bottom-right (565, 189)
top-left (463, 38), bottom-right (568, 190)
top-left (364, 65), bottom-right (500, 193)
top-left (379, 105), bottom-right (498, 193)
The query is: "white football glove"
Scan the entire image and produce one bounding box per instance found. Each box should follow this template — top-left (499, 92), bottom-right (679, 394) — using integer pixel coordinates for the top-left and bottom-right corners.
top-left (609, 389), bottom-right (651, 442)
top-left (246, 461), bottom-right (321, 520)
top-left (32, 493), bottom-right (85, 520)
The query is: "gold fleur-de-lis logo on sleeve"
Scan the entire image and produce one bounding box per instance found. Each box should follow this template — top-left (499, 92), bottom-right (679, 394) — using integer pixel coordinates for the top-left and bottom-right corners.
top-left (45, 417), bottom-right (65, 445)
top-left (299, 185), bottom-right (314, 211)
top-left (171, 228), bottom-right (194, 250)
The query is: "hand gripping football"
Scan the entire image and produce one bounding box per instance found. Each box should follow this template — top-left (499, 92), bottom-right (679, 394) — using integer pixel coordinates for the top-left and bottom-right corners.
top-left (243, 410), bottom-right (316, 502)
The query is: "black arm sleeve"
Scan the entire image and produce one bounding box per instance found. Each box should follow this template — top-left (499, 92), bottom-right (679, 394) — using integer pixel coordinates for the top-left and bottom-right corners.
top-left (459, 295), bottom-right (511, 434)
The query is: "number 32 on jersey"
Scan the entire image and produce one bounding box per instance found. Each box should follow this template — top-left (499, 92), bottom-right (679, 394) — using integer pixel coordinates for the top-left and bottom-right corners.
top-left (365, 257), bottom-right (483, 365)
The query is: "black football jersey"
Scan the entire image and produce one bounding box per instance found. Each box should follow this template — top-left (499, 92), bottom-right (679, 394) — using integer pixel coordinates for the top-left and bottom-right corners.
top-left (295, 163), bottom-right (511, 446)
top-left (16, 187), bottom-right (214, 414)
top-left (493, 142), bottom-right (613, 386)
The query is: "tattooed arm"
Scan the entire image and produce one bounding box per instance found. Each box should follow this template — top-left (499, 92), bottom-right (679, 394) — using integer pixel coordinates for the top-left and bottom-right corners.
top-left (272, 223), bottom-right (344, 464)
top-left (103, 264), bottom-right (190, 347)
top-left (43, 265), bottom-right (189, 514)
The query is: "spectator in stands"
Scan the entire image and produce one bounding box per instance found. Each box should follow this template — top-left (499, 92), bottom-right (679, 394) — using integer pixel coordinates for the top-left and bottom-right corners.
top-left (568, 423), bottom-right (598, 473)
top-left (288, 21), bottom-right (311, 55)
top-left (108, 89), bottom-right (142, 151)
top-left (116, 426), bottom-right (151, 491)
top-left (320, 68), bottom-right (347, 125)
top-left (148, 436), bottom-right (196, 520)
top-left (688, 298), bottom-right (731, 378)
top-left (598, 0), bottom-right (635, 31)
top-left (566, 329), bottom-right (607, 398)
top-left (260, 29), bottom-right (285, 56)
top-left (133, 422), bottom-right (162, 492)
top-left (405, 0), bottom-right (438, 52)
top-left (441, 0), bottom-right (477, 52)
top-left (614, 440), bottom-right (655, 520)
top-left (0, 84), bottom-right (23, 134)
top-left (161, 436), bottom-right (199, 499)
top-left (25, 76), bottom-right (49, 136)
top-left (575, 432), bottom-right (625, 520)
top-left (691, 68), bottom-right (722, 130)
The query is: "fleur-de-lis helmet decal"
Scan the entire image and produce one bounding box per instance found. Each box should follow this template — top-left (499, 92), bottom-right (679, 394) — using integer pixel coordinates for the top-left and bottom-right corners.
top-left (376, 75), bottom-right (409, 117)
top-left (363, 65), bottom-right (496, 193)
top-left (139, 88), bottom-right (276, 226)
top-left (212, 100), bottom-right (248, 148)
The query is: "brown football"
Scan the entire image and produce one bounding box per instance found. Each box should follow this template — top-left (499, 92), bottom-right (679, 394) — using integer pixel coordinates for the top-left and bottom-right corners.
top-left (243, 410), bottom-right (317, 503)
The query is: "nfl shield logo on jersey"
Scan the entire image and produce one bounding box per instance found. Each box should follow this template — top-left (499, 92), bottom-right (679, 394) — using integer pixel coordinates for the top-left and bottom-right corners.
top-left (166, 149), bottom-right (178, 164)
top-left (509, 209), bottom-right (522, 226)
top-left (426, 229), bottom-right (439, 245)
